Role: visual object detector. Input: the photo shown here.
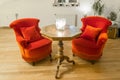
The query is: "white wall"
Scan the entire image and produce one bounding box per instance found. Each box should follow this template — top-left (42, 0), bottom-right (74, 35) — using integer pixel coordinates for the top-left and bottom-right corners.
top-left (95, 0), bottom-right (120, 27)
top-left (0, 0), bottom-right (94, 27)
top-left (1, 0), bottom-right (120, 28)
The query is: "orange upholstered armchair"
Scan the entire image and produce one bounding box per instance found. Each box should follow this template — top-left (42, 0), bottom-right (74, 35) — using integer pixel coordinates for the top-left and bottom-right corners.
top-left (72, 16), bottom-right (112, 63)
top-left (9, 18), bottom-right (52, 65)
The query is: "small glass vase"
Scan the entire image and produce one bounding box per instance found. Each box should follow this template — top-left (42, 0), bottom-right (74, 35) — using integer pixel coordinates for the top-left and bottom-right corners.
top-left (56, 18), bottom-right (66, 31)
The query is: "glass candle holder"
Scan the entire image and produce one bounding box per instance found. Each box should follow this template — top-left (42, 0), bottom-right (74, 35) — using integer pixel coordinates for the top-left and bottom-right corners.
top-left (56, 18), bottom-right (66, 31)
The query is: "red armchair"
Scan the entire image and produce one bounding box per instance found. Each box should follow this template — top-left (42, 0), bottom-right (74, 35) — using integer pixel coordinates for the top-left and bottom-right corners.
top-left (72, 16), bottom-right (112, 63)
top-left (9, 18), bottom-right (52, 65)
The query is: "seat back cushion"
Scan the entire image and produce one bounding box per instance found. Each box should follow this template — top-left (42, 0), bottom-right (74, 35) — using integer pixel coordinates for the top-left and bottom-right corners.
top-left (21, 26), bottom-right (42, 42)
top-left (80, 25), bottom-right (102, 41)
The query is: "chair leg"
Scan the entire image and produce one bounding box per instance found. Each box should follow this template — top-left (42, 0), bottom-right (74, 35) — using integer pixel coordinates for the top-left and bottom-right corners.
top-left (90, 60), bottom-right (96, 65)
top-left (73, 54), bottom-right (75, 57)
top-left (32, 62), bottom-right (35, 66)
top-left (49, 54), bottom-right (52, 62)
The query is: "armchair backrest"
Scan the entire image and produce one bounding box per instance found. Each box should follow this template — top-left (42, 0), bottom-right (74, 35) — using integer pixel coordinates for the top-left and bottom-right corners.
top-left (81, 16), bottom-right (112, 33)
top-left (9, 18), bottom-right (40, 36)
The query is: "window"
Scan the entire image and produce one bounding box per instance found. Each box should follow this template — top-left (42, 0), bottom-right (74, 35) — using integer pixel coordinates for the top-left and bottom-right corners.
top-left (53, 0), bottom-right (79, 7)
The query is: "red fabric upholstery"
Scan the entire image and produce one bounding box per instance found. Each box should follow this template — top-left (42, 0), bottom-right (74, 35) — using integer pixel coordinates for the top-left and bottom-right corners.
top-left (9, 18), bottom-right (52, 63)
top-left (81, 16), bottom-right (111, 32)
top-left (72, 16), bottom-right (112, 61)
top-left (80, 25), bottom-right (102, 41)
top-left (21, 26), bottom-right (42, 42)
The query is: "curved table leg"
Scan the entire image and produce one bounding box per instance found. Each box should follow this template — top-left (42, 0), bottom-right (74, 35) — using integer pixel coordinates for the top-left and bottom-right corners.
top-left (55, 40), bottom-right (75, 79)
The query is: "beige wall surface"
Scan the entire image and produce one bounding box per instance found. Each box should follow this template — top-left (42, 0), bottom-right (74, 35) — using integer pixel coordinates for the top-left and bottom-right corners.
top-left (0, 0), bottom-right (94, 27)
top-left (3, 0), bottom-right (120, 28)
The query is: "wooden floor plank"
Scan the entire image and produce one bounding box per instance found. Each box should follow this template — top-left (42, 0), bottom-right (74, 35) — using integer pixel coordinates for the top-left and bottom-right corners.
top-left (0, 28), bottom-right (120, 80)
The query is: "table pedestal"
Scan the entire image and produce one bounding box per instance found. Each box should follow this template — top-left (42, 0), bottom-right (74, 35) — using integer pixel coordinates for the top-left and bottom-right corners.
top-left (55, 40), bottom-right (75, 79)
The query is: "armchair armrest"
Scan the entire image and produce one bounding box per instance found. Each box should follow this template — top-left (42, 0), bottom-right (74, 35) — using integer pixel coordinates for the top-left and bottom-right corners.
top-left (97, 33), bottom-right (108, 46)
top-left (16, 35), bottom-right (28, 48)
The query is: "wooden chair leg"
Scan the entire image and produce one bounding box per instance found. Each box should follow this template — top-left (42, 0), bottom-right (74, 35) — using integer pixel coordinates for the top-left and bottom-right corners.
top-left (32, 62), bottom-right (35, 66)
top-left (90, 60), bottom-right (96, 65)
top-left (73, 54), bottom-right (75, 57)
top-left (49, 54), bottom-right (52, 62)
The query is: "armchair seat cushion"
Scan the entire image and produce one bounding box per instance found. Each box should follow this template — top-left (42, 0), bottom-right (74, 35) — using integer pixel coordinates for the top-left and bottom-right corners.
top-left (21, 26), bottom-right (43, 42)
top-left (26, 38), bottom-right (52, 50)
top-left (72, 38), bottom-right (100, 49)
top-left (72, 38), bottom-right (102, 55)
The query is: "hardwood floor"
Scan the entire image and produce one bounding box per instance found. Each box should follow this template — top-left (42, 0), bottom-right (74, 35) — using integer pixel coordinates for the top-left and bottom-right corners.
top-left (0, 28), bottom-right (120, 80)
